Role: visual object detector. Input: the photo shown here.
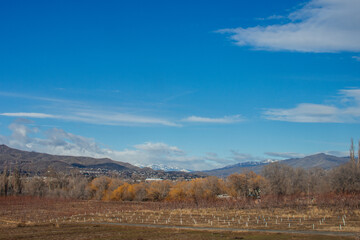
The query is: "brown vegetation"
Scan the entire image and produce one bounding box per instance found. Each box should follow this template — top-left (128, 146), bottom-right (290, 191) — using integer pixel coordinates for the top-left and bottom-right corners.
top-left (0, 162), bottom-right (359, 209)
top-left (0, 141), bottom-right (359, 211)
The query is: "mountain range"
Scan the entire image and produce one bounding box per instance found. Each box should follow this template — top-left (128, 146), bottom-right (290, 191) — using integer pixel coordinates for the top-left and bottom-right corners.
top-left (203, 153), bottom-right (350, 177)
top-left (0, 144), bottom-right (350, 178)
top-left (134, 163), bottom-right (191, 172)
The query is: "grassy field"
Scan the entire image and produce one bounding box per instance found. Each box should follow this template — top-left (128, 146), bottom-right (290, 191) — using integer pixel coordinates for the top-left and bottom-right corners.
top-left (0, 197), bottom-right (359, 239)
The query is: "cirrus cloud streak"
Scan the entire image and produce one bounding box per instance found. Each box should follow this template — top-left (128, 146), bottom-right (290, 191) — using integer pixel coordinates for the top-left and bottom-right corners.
top-left (0, 111), bottom-right (179, 127)
top-left (182, 115), bottom-right (244, 124)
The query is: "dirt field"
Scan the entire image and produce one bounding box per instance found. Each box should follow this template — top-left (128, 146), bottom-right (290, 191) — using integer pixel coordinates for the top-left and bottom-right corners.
top-left (0, 197), bottom-right (359, 239)
top-left (0, 224), bottom-right (357, 240)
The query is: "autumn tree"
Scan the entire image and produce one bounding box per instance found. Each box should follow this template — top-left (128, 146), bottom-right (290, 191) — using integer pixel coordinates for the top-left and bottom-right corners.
top-left (147, 180), bottom-right (172, 201)
top-left (186, 177), bottom-right (225, 203)
top-left (102, 178), bottom-right (123, 200)
top-left (111, 182), bottom-right (135, 201)
top-left (168, 181), bottom-right (191, 201)
top-left (89, 176), bottom-right (112, 200)
top-left (246, 171), bottom-right (267, 197)
top-left (227, 171), bottom-right (266, 198)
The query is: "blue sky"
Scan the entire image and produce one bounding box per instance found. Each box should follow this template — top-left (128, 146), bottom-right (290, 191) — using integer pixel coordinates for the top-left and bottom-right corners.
top-left (0, 0), bottom-right (360, 170)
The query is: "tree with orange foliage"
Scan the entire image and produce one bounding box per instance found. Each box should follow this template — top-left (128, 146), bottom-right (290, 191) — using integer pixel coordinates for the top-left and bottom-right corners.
top-left (227, 171), bottom-right (266, 198)
top-left (168, 181), bottom-right (190, 201)
top-left (102, 178), bottom-right (123, 201)
top-left (187, 177), bottom-right (225, 203)
top-left (89, 176), bottom-right (111, 200)
top-left (111, 182), bottom-right (135, 201)
top-left (246, 171), bottom-right (266, 198)
top-left (146, 180), bottom-right (172, 201)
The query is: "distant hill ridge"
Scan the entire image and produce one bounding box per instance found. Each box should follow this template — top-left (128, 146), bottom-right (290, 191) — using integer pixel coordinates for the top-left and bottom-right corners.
top-left (203, 153), bottom-right (350, 177)
top-left (0, 144), bottom-right (350, 178)
top-left (0, 144), bottom-right (140, 174)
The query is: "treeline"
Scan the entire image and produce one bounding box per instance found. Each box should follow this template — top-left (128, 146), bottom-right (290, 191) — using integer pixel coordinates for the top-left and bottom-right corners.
top-left (1, 158), bottom-right (359, 205)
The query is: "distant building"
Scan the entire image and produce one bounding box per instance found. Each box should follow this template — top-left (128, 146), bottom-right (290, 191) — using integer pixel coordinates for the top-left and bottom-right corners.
top-left (145, 178), bottom-right (163, 182)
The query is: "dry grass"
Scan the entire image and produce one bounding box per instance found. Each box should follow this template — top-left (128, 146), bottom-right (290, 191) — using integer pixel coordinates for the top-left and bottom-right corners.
top-left (0, 196), bottom-right (359, 239)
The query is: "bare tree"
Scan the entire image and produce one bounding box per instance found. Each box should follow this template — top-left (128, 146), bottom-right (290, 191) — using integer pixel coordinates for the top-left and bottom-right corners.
top-left (358, 140), bottom-right (360, 168)
top-left (133, 182), bottom-right (148, 201)
top-left (330, 162), bottom-right (360, 193)
top-left (12, 166), bottom-right (22, 195)
top-left (68, 176), bottom-right (91, 199)
top-left (262, 162), bottom-right (300, 196)
top-left (227, 173), bottom-right (248, 197)
top-left (291, 168), bottom-right (308, 195)
top-left (329, 140), bottom-right (360, 193)
top-left (308, 167), bottom-right (330, 194)
top-left (24, 177), bottom-right (47, 197)
top-left (350, 138), bottom-right (355, 165)
top-left (0, 167), bottom-right (9, 196)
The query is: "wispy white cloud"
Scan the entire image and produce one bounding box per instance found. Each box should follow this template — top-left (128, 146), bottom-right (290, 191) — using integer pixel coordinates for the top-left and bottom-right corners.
top-left (218, 0), bottom-right (360, 53)
top-left (265, 151), bottom-right (348, 158)
top-left (264, 88), bottom-right (360, 123)
top-left (72, 111), bottom-right (180, 127)
top-left (352, 56), bottom-right (360, 61)
top-left (256, 14), bottom-right (286, 21)
top-left (134, 142), bottom-right (184, 155)
top-left (230, 150), bottom-right (264, 162)
top-left (0, 91), bottom-right (75, 104)
top-left (0, 111), bottom-right (244, 127)
top-left (182, 115), bottom-right (244, 124)
top-left (0, 91), bottom-right (180, 127)
top-left (323, 150), bottom-right (348, 157)
top-left (264, 103), bottom-right (341, 123)
top-left (0, 91), bottom-right (244, 127)
top-left (0, 111), bottom-right (180, 127)
top-left (265, 152), bottom-right (306, 159)
top-left (0, 112), bottom-right (57, 119)
top-left (339, 89), bottom-right (360, 101)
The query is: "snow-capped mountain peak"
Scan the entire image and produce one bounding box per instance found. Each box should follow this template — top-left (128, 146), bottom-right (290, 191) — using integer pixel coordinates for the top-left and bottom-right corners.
top-left (134, 163), bottom-right (190, 172)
